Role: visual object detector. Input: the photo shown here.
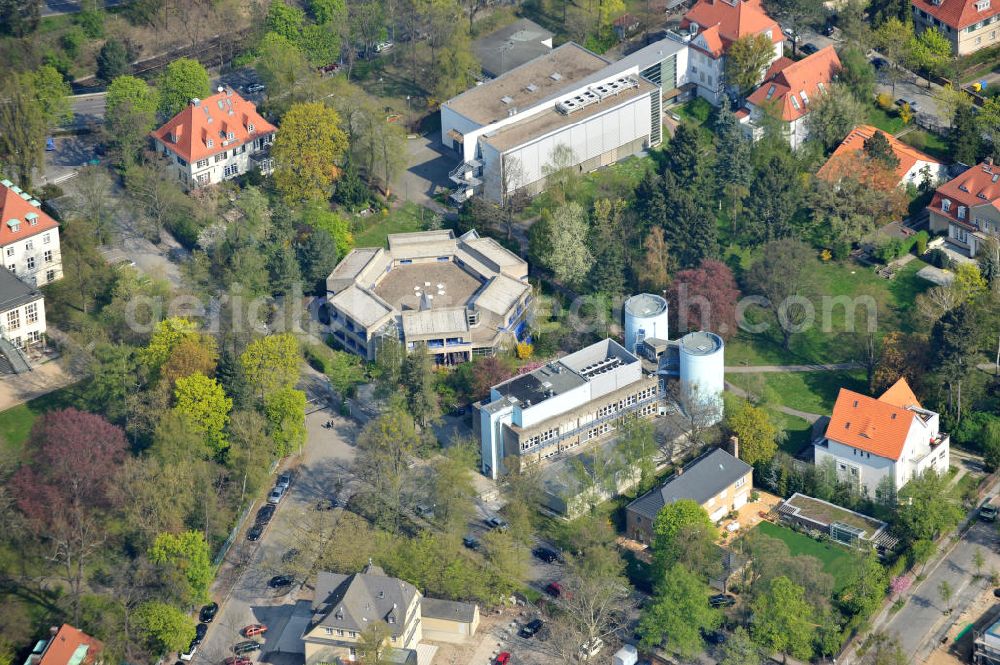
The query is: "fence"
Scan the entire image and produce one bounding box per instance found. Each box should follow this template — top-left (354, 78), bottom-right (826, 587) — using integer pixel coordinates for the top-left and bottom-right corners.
top-left (213, 499), bottom-right (256, 567)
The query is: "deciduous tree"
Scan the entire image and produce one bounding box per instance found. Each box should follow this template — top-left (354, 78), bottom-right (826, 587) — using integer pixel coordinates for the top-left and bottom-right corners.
top-left (240, 334), bottom-right (301, 401)
top-left (354, 400), bottom-right (421, 532)
top-left (134, 601), bottom-right (196, 654)
top-left (271, 102), bottom-right (349, 203)
top-left (173, 373), bottom-right (232, 455)
top-left (667, 259), bottom-right (741, 339)
top-left (726, 402), bottom-right (778, 465)
top-left (158, 58), bottom-right (210, 117)
top-left (148, 530), bottom-right (213, 603)
top-left (725, 33), bottom-right (776, 96)
top-left (750, 576), bottom-right (814, 660)
top-left (639, 563), bottom-right (721, 657)
top-left (744, 239), bottom-right (818, 350)
top-left (264, 387), bottom-right (307, 457)
top-left (105, 75), bottom-right (160, 166)
top-left (545, 201), bottom-right (593, 289)
top-left (806, 83), bottom-right (867, 151)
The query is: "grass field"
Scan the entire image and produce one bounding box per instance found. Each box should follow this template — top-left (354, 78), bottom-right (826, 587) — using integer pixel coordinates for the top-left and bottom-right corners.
top-left (867, 106), bottom-right (907, 134)
top-left (352, 202), bottom-right (435, 248)
top-left (753, 521), bottom-right (857, 590)
top-left (727, 369), bottom-right (868, 416)
top-left (0, 385), bottom-right (80, 454)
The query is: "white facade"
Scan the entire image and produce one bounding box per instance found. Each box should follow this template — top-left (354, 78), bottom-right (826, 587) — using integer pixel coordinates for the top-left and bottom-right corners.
top-left (624, 293), bottom-right (669, 354)
top-left (1, 296), bottom-right (46, 349)
top-left (677, 331), bottom-right (725, 424)
top-left (159, 134), bottom-right (274, 189)
top-left (686, 33), bottom-right (782, 105)
top-left (902, 159), bottom-right (947, 188)
top-left (1, 228), bottom-right (62, 287)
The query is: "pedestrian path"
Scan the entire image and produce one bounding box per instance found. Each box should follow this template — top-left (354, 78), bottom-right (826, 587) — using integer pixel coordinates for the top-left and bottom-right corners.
top-left (724, 362), bottom-right (861, 373)
top-left (724, 381), bottom-right (824, 423)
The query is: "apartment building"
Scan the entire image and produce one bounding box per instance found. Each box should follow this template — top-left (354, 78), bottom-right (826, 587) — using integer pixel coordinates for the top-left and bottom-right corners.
top-left (912, 0), bottom-right (1000, 54)
top-left (927, 159), bottom-right (1000, 257)
top-left (0, 180), bottom-right (62, 287)
top-left (151, 87), bottom-right (277, 189)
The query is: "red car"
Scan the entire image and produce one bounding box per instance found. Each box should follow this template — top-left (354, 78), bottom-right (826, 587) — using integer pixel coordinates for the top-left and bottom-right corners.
top-left (223, 658), bottom-right (251, 665)
top-left (544, 581), bottom-right (562, 597)
top-left (494, 653), bottom-right (511, 665)
top-left (243, 624), bottom-right (268, 638)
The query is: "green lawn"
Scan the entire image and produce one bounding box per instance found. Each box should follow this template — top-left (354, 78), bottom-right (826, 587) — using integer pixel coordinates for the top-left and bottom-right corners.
top-left (867, 106), bottom-right (907, 134)
top-left (752, 521), bottom-right (857, 590)
top-left (727, 369), bottom-right (867, 416)
top-left (775, 413), bottom-right (815, 455)
top-left (0, 385), bottom-right (81, 454)
top-left (352, 202), bottom-right (435, 248)
top-left (900, 130), bottom-right (950, 162)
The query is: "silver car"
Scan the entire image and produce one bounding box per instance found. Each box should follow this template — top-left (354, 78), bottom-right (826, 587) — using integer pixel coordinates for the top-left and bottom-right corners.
top-left (267, 486), bottom-right (285, 505)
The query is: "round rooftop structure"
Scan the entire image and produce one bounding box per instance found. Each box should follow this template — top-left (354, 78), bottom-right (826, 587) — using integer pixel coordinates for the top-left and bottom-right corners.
top-left (623, 293), bottom-right (669, 355)
top-left (678, 331), bottom-right (724, 424)
top-left (679, 330), bottom-right (724, 356)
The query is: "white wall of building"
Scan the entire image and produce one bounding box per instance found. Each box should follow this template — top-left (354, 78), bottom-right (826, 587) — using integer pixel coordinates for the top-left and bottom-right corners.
top-left (903, 160), bottom-right (947, 188)
top-left (1, 296), bottom-right (46, 348)
top-left (440, 105), bottom-right (485, 156)
top-left (160, 134), bottom-right (274, 188)
top-left (1, 229), bottom-right (62, 286)
top-left (815, 439), bottom-right (898, 496)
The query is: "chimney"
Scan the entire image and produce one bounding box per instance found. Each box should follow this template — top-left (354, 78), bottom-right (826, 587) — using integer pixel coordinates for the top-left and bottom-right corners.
top-left (729, 435), bottom-right (739, 460)
top-left (190, 98), bottom-right (200, 106)
top-left (985, 157), bottom-right (994, 169)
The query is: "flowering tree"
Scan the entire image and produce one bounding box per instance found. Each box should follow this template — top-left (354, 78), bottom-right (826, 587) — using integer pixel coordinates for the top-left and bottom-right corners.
top-left (890, 574), bottom-right (911, 599)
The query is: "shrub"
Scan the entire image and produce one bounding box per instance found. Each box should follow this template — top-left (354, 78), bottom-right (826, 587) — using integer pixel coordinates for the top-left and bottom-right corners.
top-left (61, 27), bottom-right (86, 58)
top-left (75, 9), bottom-right (104, 39)
top-left (913, 230), bottom-right (929, 255)
top-left (167, 216), bottom-right (200, 249)
top-left (904, 130), bottom-right (927, 150)
top-left (925, 247), bottom-right (951, 269)
top-left (832, 241), bottom-right (851, 260)
top-left (874, 238), bottom-right (904, 262)
top-left (687, 97), bottom-right (712, 124)
top-left (876, 93), bottom-right (894, 110)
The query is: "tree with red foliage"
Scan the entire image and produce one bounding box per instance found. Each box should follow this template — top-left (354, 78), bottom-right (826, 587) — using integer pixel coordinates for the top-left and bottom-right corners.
top-left (12, 408), bottom-right (128, 621)
top-left (666, 259), bottom-right (741, 340)
top-left (471, 356), bottom-right (516, 401)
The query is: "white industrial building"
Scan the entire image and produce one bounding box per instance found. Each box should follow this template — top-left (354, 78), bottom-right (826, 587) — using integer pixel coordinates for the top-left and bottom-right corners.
top-left (441, 38), bottom-right (690, 204)
top-left (475, 338), bottom-right (663, 479)
top-left (623, 293), bottom-right (669, 355)
top-left (642, 330), bottom-right (726, 425)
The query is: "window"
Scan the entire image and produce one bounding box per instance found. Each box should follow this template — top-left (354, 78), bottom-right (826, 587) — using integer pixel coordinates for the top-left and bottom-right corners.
top-left (977, 0), bottom-right (990, 10)
top-left (790, 94), bottom-right (801, 110)
top-left (43, 250), bottom-right (52, 263)
top-left (6, 309), bottom-right (20, 330)
top-left (25, 302), bottom-right (37, 324)
top-left (8, 220), bottom-right (19, 232)
top-left (24, 240), bottom-right (32, 250)
top-left (215, 152), bottom-right (228, 163)
top-left (26, 330), bottom-right (39, 344)
top-left (4, 247), bottom-right (12, 257)
top-left (248, 123), bottom-right (255, 132)
top-left (958, 205), bottom-right (966, 219)
top-left (224, 163), bottom-right (239, 178)
top-left (942, 198), bottom-right (951, 212)
top-left (324, 628), bottom-right (333, 635)
top-left (26, 256), bottom-right (34, 270)
top-left (734, 476), bottom-right (747, 489)
top-left (800, 90), bottom-right (809, 105)
top-left (46, 269), bottom-right (55, 282)
top-left (196, 159), bottom-right (209, 168)
top-left (7, 264), bottom-right (14, 273)
top-left (207, 138), bottom-right (214, 148)
top-left (43, 233), bottom-right (50, 245)
top-left (954, 225), bottom-right (969, 242)
top-left (817, 81), bottom-right (826, 93)
top-left (227, 131), bottom-right (235, 140)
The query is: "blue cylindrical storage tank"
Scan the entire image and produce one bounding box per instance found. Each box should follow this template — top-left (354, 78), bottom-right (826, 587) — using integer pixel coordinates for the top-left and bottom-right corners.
top-left (623, 293), bottom-right (669, 355)
top-left (678, 331), bottom-right (725, 423)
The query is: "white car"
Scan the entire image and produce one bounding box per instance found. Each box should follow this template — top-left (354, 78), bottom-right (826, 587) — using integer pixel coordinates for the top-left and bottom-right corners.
top-left (267, 486), bottom-right (285, 505)
top-left (276, 472), bottom-right (292, 490)
top-left (179, 644), bottom-right (197, 661)
top-left (246, 83), bottom-right (265, 93)
top-left (577, 637), bottom-right (604, 661)
top-left (374, 41), bottom-right (394, 52)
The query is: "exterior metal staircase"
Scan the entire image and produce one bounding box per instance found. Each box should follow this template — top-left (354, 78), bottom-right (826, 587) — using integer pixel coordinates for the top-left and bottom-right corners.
top-left (449, 159), bottom-right (484, 205)
top-left (0, 334), bottom-right (31, 374)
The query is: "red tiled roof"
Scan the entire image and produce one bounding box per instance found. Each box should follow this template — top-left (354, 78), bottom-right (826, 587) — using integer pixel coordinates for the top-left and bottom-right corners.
top-left (151, 88), bottom-right (277, 164)
top-left (697, 24), bottom-right (726, 56)
top-left (38, 625), bottom-right (103, 665)
top-left (818, 124), bottom-right (944, 184)
top-left (745, 46), bottom-right (841, 122)
top-left (825, 378), bottom-right (924, 461)
top-left (911, 0), bottom-right (1000, 30)
top-left (682, 0), bottom-right (783, 56)
top-left (0, 181), bottom-right (59, 247)
top-left (928, 160), bottom-right (1000, 227)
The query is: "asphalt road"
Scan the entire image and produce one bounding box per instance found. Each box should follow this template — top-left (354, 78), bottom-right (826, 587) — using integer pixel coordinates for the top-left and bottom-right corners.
top-left (877, 478), bottom-right (1000, 661)
top-left (41, 0), bottom-right (122, 17)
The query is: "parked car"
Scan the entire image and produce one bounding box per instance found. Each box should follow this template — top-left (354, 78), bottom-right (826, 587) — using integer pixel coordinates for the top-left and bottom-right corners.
top-left (800, 42), bottom-right (819, 55)
top-left (246, 83), bottom-right (265, 93)
top-left (374, 40), bottom-right (394, 52)
top-left (980, 498), bottom-right (998, 521)
top-left (702, 629), bottom-right (726, 644)
top-left (243, 624), bottom-right (268, 638)
top-left (223, 658), bottom-right (252, 665)
top-left (282, 548), bottom-right (300, 563)
top-left (895, 98), bottom-right (919, 111)
top-left (578, 637), bottom-right (604, 660)
top-left (545, 581), bottom-right (563, 597)
top-left (267, 486), bottom-right (285, 504)
top-left (821, 22), bottom-right (836, 35)
top-left (276, 472), bottom-right (292, 490)
top-left (519, 618), bottom-right (544, 638)
top-left (247, 523), bottom-right (264, 541)
top-left (533, 547), bottom-right (560, 563)
top-left (46, 137), bottom-right (56, 151)
top-left (871, 57), bottom-right (888, 69)
top-left (179, 644), bottom-right (197, 661)
top-left (256, 504), bottom-right (275, 524)
top-left (709, 593), bottom-right (737, 608)
top-left (462, 536), bottom-right (480, 550)
top-left (994, 588), bottom-right (1000, 598)
top-left (485, 516), bottom-right (509, 531)
top-left (232, 641), bottom-right (262, 655)
top-left (199, 602), bottom-right (219, 623)
top-left (193, 623), bottom-right (208, 644)
top-left (414, 503), bottom-right (436, 518)
top-left (268, 574), bottom-right (294, 588)
top-left (494, 653), bottom-right (511, 665)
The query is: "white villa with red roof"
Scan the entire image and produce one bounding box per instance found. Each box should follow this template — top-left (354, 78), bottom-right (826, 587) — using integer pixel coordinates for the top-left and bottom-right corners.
top-left (928, 159), bottom-right (1000, 257)
top-left (0, 179), bottom-right (62, 287)
top-left (740, 45), bottom-right (841, 149)
top-left (680, 0), bottom-right (783, 105)
top-left (817, 125), bottom-right (947, 189)
top-left (912, 0), bottom-right (1000, 54)
top-left (814, 378), bottom-right (949, 496)
top-left (151, 87), bottom-right (277, 189)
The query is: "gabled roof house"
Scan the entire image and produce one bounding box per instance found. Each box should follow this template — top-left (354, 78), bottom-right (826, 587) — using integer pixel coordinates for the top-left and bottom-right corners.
top-left (817, 124), bottom-right (947, 189)
top-left (814, 378), bottom-right (949, 495)
top-left (24, 624), bottom-right (103, 665)
top-left (911, 0), bottom-right (1000, 55)
top-left (927, 158), bottom-right (1000, 257)
top-left (681, 0), bottom-right (783, 104)
top-left (741, 45), bottom-right (841, 149)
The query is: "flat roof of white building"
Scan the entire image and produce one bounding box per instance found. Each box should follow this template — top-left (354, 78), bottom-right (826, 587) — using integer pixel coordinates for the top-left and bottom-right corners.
top-left (444, 43), bottom-right (610, 126)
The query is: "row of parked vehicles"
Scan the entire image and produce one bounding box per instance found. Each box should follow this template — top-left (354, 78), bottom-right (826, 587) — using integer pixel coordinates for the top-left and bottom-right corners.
top-left (248, 472), bottom-right (292, 541)
top-left (178, 603), bottom-right (269, 662)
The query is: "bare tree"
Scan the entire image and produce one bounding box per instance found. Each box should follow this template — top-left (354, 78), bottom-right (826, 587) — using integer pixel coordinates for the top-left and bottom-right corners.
top-left (500, 155), bottom-right (527, 241)
top-left (662, 382), bottom-right (721, 455)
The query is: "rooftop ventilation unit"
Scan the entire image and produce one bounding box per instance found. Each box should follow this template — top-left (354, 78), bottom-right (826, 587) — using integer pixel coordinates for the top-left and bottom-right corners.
top-left (555, 76), bottom-right (640, 115)
top-left (525, 83), bottom-right (538, 92)
top-left (501, 96), bottom-right (514, 104)
top-left (550, 72), bottom-right (562, 81)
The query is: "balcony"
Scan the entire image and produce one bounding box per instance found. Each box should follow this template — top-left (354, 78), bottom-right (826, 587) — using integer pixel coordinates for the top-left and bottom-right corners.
top-left (250, 148), bottom-right (274, 176)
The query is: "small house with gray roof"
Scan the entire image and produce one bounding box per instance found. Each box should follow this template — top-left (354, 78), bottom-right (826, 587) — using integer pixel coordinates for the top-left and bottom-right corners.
top-left (302, 564), bottom-right (479, 664)
top-left (626, 447), bottom-right (752, 543)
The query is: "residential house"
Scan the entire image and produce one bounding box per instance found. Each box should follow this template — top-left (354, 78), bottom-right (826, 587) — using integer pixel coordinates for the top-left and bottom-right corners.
top-left (927, 159), bottom-right (1000, 257)
top-left (814, 378), bottom-right (949, 496)
top-left (473, 19), bottom-right (554, 78)
top-left (151, 87), bottom-right (277, 189)
top-left (625, 447), bottom-right (753, 544)
top-left (680, 0), bottom-right (784, 105)
top-left (740, 45), bottom-right (841, 149)
top-left (0, 267), bottom-right (47, 368)
top-left (302, 564), bottom-right (478, 664)
top-left (613, 13), bottom-right (642, 40)
top-left (1, 180), bottom-right (62, 287)
top-left (911, 0), bottom-right (1000, 54)
top-left (817, 124), bottom-right (947, 189)
top-left (23, 624), bottom-right (103, 665)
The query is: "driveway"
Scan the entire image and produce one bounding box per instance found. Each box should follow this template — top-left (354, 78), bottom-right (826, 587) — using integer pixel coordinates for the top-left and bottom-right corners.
top-left (41, 133), bottom-right (103, 186)
top-left (393, 134), bottom-right (455, 211)
top-left (192, 406), bottom-right (360, 665)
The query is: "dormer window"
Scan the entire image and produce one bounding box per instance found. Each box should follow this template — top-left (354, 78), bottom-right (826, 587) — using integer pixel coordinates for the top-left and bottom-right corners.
top-left (248, 123), bottom-right (255, 133)
top-left (378, 590), bottom-right (384, 598)
top-left (790, 95), bottom-right (801, 110)
top-left (207, 138), bottom-right (214, 148)
top-left (227, 132), bottom-right (235, 140)
top-left (7, 219), bottom-right (20, 232)
top-left (958, 205), bottom-right (966, 219)
top-left (977, 0), bottom-right (990, 10)
top-left (942, 198), bottom-right (951, 212)
top-left (959, 183), bottom-right (969, 191)
top-left (800, 90), bottom-right (809, 105)
top-left (25, 213), bottom-right (37, 226)
top-left (817, 81), bottom-right (826, 93)
top-left (388, 616), bottom-right (395, 624)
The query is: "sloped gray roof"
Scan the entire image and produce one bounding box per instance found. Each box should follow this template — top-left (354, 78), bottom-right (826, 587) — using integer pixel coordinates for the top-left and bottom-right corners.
top-left (421, 598), bottom-right (477, 623)
top-left (0, 267), bottom-right (41, 312)
top-left (310, 565), bottom-right (419, 638)
top-left (474, 18), bottom-right (554, 78)
top-left (627, 448), bottom-right (752, 520)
